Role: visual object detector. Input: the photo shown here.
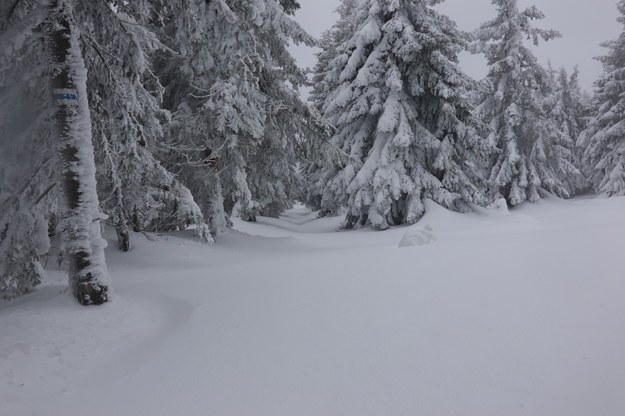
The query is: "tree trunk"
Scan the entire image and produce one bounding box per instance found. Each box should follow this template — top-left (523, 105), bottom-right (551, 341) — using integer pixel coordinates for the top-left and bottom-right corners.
top-left (115, 188), bottom-right (130, 252)
top-left (48, 0), bottom-right (111, 305)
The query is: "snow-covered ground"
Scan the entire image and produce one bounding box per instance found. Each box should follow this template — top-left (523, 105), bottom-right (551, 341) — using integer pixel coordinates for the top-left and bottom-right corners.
top-left (2, 197), bottom-right (625, 416)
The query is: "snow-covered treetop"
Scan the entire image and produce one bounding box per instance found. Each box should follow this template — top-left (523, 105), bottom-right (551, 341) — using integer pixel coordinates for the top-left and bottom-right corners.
top-left (473, 0), bottom-right (560, 71)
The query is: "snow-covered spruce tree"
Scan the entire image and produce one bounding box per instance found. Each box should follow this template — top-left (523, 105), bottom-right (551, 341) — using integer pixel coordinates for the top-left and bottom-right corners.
top-left (155, 0), bottom-right (262, 227)
top-left (578, 0), bottom-right (625, 196)
top-left (0, 83), bottom-right (55, 299)
top-left (156, 0), bottom-right (322, 227)
top-left (230, 0), bottom-right (324, 218)
top-left (1, 0), bottom-right (113, 302)
top-left (301, 0), bottom-right (359, 214)
top-left (48, 0), bottom-right (111, 304)
top-left (0, 166), bottom-right (52, 299)
top-left (309, 0), bottom-right (491, 229)
top-left (549, 66), bottom-right (589, 193)
top-left (473, 0), bottom-right (580, 205)
top-left (0, 0), bottom-right (56, 299)
top-left (1, 0), bottom-right (210, 300)
top-left (77, 1), bottom-right (207, 246)
top-left (2, 0), bottom-right (199, 300)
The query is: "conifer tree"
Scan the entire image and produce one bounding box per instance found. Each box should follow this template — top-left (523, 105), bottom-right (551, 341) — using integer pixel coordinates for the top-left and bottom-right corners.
top-left (579, 0), bottom-right (625, 196)
top-left (1, 0), bottom-right (114, 303)
top-left (0, 0), bottom-right (56, 299)
top-left (157, 0), bottom-right (322, 227)
top-left (82, 0), bottom-right (207, 245)
top-left (302, 0), bottom-right (358, 214)
top-left (549, 66), bottom-right (589, 193)
top-left (0, 131), bottom-right (54, 299)
top-left (48, 0), bottom-right (110, 304)
top-left (473, 0), bottom-right (580, 206)
top-left (1, 0), bottom-right (212, 300)
top-left (308, 0), bottom-right (491, 229)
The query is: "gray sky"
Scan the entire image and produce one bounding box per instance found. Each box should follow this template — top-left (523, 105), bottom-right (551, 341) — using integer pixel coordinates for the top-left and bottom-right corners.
top-left (291, 0), bottom-right (622, 92)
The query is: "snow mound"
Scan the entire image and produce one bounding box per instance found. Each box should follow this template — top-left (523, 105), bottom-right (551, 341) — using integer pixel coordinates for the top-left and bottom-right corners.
top-left (490, 197), bottom-right (509, 214)
top-left (398, 225), bottom-right (437, 248)
top-left (473, 197), bottom-right (510, 217)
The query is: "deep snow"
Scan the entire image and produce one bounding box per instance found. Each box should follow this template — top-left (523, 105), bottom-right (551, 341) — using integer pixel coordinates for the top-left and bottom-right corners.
top-left (1, 197), bottom-right (625, 416)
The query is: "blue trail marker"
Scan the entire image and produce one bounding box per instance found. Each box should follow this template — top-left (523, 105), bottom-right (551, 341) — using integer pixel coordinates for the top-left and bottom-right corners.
top-left (53, 88), bottom-right (78, 106)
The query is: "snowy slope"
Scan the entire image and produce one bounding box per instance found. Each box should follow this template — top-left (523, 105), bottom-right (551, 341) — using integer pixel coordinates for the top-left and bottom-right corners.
top-left (1, 197), bottom-right (625, 416)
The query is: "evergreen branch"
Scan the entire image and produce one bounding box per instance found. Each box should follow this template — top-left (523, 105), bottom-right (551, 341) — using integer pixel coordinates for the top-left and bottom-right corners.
top-left (82, 35), bottom-right (124, 93)
top-left (82, 33), bottom-right (122, 63)
top-left (0, 0), bottom-right (48, 58)
top-left (33, 183), bottom-right (56, 206)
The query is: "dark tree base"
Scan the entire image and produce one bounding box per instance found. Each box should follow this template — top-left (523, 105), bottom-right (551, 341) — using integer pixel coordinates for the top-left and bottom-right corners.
top-left (116, 222), bottom-right (130, 252)
top-left (73, 279), bottom-right (109, 305)
top-left (242, 214), bottom-right (257, 222)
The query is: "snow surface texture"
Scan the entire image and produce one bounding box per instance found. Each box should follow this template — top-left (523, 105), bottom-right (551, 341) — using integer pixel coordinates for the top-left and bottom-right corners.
top-left (1, 197), bottom-right (625, 416)
top-left (398, 225), bottom-right (437, 248)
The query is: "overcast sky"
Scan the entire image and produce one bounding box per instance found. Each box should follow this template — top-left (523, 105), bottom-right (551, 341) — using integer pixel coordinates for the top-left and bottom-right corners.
top-left (291, 0), bottom-right (622, 92)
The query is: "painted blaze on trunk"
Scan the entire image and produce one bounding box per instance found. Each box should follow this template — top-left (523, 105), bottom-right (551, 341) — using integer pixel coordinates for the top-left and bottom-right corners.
top-left (49, 0), bottom-right (111, 305)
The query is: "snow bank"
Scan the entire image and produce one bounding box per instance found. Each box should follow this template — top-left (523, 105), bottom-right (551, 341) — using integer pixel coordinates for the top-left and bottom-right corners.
top-left (398, 224), bottom-right (437, 247)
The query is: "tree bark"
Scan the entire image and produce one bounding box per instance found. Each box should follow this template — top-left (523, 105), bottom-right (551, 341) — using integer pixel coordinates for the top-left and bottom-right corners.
top-left (48, 0), bottom-right (111, 305)
top-left (115, 188), bottom-right (130, 252)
